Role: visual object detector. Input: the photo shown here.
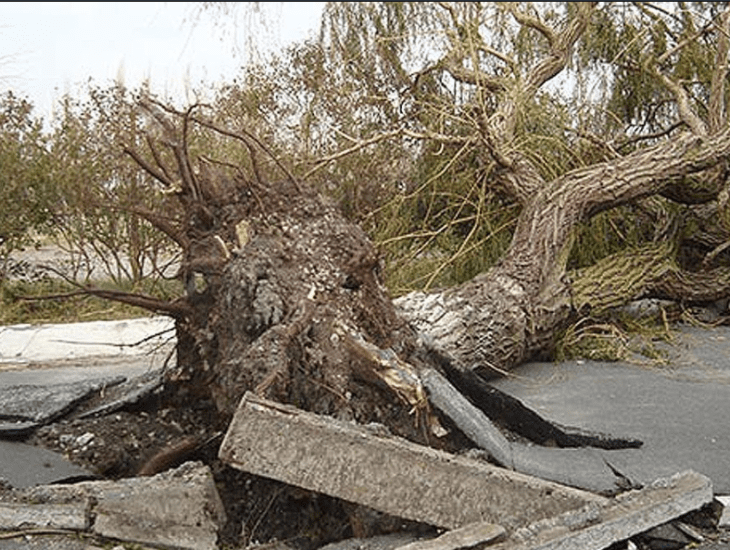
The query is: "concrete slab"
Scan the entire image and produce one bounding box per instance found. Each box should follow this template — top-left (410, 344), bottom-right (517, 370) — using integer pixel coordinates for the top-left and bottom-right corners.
top-left (490, 325), bottom-right (730, 493)
top-left (0, 535), bottom-right (94, 550)
top-left (718, 496), bottom-right (730, 526)
top-left (0, 316), bottom-right (174, 365)
top-left (487, 470), bottom-right (713, 550)
top-left (0, 501), bottom-right (91, 530)
top-left (220, 393), bottom-right (606, 531)
top-left (3, 461), bottom-right (225, 550)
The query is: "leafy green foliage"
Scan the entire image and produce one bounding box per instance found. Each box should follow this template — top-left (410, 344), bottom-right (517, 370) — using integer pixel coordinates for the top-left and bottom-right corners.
top-left (0, 92), bottom-right (57, 264)
top-left (47, 84), bottom-right (181, 284)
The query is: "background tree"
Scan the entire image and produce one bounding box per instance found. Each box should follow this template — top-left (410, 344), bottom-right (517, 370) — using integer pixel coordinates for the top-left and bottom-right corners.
top-left (47, 83), bottom-right (182, 285)
top-left (0, 92), bottom-right (56, 280)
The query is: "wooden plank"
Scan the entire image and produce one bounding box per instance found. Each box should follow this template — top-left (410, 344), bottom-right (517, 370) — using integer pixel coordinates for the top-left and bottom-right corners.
top-left (219, 393), bottom-right (606, 530)
top-left (395, 521), bottom-right (506, 550)
top-left (488, 470), bottom-right (713, 550)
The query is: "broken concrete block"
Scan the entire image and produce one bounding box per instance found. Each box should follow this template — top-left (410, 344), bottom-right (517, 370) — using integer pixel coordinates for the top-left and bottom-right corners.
top-left (2, 461), bottom-right (225, 550)
top-left (0, 533), bottom-right (99, 550)
top-left (717, 495), bottom-right (730, 527)
top-left (91, 462), bottom-right (225, 550)
top-left (487, 470), bottom-right (713, 550)
top-left (395, 522), bottom-right (506, 550)
top-left (219, 393), bottom-right (606, 531)
top-left (319, 533), bottom-right (422, 550)
top-left (0, 501), bottom-right (90, 530)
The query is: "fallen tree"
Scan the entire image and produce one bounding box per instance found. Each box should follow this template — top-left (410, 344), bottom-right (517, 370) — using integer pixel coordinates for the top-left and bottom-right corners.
top-left (72, 3), bottom-right (730, 483)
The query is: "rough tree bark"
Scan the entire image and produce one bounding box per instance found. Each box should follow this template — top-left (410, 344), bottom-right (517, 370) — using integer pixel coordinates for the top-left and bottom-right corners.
top-left (397, 128), bottom-right (730, 379)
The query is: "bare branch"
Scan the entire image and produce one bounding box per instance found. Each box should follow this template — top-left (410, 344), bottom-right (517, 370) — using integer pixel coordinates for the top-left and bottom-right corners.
top-left (709, 7), bottom-right (730, 133)
top-left (302, 129), bottom-right (403, 179)
top-left (614, 122), bottom-right (684, 151)
top-left (180, 104), bottom-right (203, 201)
top-left (83, 288), bottom-right (191, 317)
top-left (506, 3), bottom-right (556, 49)
top-left (655, 69), bottom-right (707, 135)
top-left (524, 2), bottom-right (597, 93)
top-left (437, 2), bottom-right (515, 71)
top-left (145, 134), bottom-right (175, 185)
top-left (440, 54), bottom-right (506, 92)
top-left (18, 281), bottom-right (190, 318)
top-left (191, 116), bottom-right (301, 192)
top-left (124, 146), bottom-right (176, 189)
top-left (123, 205), bottom-right (189, 249)
top-left (402, 128), bottom-right (472, 144)
top-left (139, 98), bottom-right (202, 200)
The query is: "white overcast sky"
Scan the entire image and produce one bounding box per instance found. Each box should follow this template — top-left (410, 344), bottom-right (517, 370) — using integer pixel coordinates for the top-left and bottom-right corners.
top-left (0, 2), bottom-right (324, 120)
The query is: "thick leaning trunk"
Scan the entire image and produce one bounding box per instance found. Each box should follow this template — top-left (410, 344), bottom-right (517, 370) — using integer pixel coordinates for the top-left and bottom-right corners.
top-left (397, 128), bottom-right (730, 376)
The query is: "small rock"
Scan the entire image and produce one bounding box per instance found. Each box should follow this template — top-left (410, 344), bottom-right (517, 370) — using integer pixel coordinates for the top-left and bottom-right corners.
top-left (319, 533), bottom-right (421, 550)
top-left (638, 522), bottom-right (691, 550)
top-left (76, 432), bottom-right (95, 447)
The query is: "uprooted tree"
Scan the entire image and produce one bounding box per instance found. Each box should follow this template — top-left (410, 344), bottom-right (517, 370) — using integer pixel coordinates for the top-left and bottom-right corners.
top-left (85, 3), bottom-right (730, 452)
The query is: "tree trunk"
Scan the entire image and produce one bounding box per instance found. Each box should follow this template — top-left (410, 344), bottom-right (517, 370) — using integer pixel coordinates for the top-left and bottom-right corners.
top-left (397, 128), bottom-right (730, 378)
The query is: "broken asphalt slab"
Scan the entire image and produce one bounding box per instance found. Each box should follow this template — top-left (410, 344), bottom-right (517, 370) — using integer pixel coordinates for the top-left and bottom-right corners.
top-left (0, 461), bottom-right (225, 550)
top-left (0, 318), bottom-right (173, 489)
top-left (0, 358), bottom-right (168, 438)
top-left (0, 317), bottom-right (173, 439)
top-left (490, 324), bottom-right (730, 494)
top-left (0, 376), bottom-right (126, 436)
top-left (0, 440), bottom-right (97, 488)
